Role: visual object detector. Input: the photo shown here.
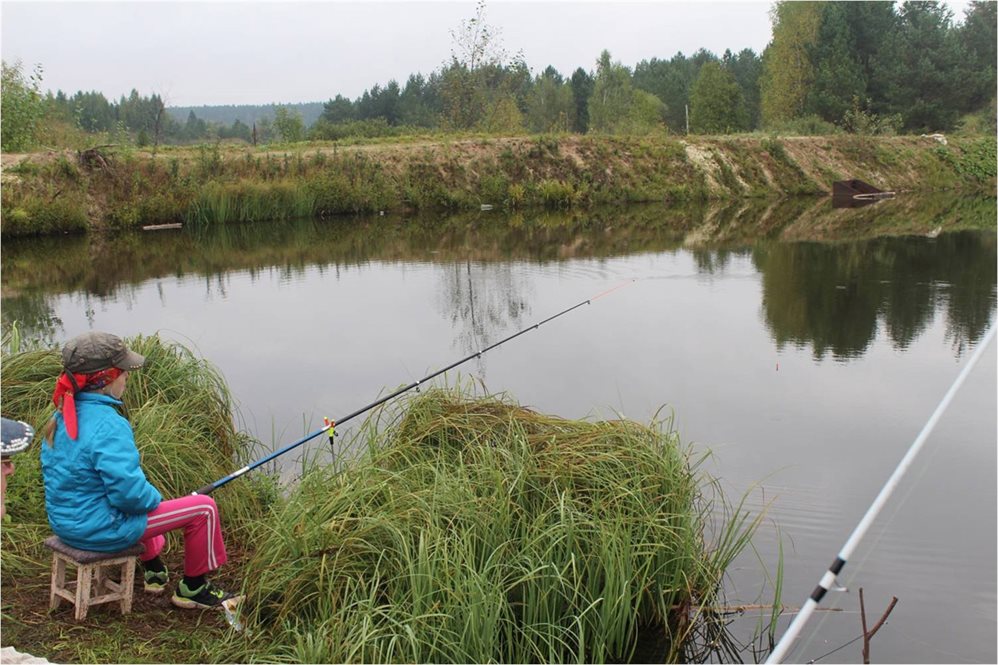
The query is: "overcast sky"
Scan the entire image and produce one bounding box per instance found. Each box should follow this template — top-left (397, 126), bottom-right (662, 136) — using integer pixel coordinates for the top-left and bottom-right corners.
top-left (1, 1), bottom-right (974, 107)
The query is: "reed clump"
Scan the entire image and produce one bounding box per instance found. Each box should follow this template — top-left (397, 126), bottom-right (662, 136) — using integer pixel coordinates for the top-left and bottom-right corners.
top-left (0, 333), bottom-right (272, 579)
top-left (231, 388), bottom-right (756, 664)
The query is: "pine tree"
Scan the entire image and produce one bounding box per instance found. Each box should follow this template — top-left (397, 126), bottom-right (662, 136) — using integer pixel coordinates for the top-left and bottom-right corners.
top-left (321, 94), bottom-right (356, 124)
top-left (726, 49), bottom-right (763, 130)
top-left (569, 67), bottom-right (594, 133)
top-left (805, 3), bottom-right (867, 123)
top-left (872, 1), bottom-right (965, 131)
top-left (959, 1), bottom-right (997, 110)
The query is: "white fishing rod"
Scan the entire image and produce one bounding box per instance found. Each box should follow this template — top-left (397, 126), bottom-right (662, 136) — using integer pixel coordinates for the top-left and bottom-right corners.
top-left (766, 324), bottom-right (996, 664)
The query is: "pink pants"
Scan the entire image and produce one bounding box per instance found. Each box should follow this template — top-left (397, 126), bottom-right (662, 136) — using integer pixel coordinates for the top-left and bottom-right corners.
top-left (137, 495), bottom-right (228, 577)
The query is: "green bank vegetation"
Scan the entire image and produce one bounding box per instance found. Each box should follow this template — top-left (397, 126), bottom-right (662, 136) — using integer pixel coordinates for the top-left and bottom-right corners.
top-left (2, 134), bottom-right (994, 238)
top-left (1, 336), bottom-right (769, 663)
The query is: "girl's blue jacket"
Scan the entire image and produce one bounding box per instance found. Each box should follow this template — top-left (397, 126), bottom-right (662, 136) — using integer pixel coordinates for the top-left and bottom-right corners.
top-left (41, 392), bottom-right (162, 551)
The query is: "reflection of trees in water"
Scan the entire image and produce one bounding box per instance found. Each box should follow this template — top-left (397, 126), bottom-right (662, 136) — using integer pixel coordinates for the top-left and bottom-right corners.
top-left (436, 261), bottom-right (532, 367)
top-left (0, 293), bottom-right (63, 346)
top-left (2, 279), bottom-right (172, 347)
top-left (751, 233), bottom-right (996, 360)
top-left (691, 248), bottom-right (749, 275)
top-left (4, 199), bottom-right (993, 361)
top-left (939, 234), bottom-right (998, 357)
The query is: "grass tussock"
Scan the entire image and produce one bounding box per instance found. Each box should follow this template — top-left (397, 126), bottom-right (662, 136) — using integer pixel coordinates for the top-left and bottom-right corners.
top-left (227, 388), bottom-right (759, 664)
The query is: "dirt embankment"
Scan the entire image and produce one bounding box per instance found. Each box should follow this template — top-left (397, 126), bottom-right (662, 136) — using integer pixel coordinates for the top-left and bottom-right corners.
top-left (1, 134), bottom-right (994, 237)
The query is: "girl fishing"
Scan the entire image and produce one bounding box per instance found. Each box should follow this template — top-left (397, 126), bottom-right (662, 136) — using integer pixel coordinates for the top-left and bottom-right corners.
top-left (40, 331), bottom-right (236, 610)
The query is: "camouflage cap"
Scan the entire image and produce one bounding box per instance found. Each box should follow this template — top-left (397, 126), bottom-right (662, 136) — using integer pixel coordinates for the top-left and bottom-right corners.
top-left (62, 331), bottom-right (145, 374)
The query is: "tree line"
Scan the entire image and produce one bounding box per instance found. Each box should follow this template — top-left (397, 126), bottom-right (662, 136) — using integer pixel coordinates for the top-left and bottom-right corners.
top-left (1, 0), bottom-right (993, 152)
top-left (761, 1), bottom-right (996, 133)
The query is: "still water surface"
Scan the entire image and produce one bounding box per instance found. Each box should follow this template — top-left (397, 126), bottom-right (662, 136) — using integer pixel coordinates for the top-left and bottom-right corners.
top-left (3, 199), bottom-right (995, 663)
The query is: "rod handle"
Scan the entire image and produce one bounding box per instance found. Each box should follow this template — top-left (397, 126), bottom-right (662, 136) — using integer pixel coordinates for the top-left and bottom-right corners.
top-left (193, 483), bottom-right (216, 496)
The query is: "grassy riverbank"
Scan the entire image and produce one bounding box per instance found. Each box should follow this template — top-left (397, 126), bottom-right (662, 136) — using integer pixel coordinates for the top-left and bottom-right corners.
top-left (1, 134), bottom-right (994, 237)
top-left (0, 337), bottom-right (764, 663)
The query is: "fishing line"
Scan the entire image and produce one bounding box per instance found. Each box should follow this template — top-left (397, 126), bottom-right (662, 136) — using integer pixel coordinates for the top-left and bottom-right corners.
top-left (805, 633), bottom-right (864, 664)
top-left (797, 416), bottom-right (949, 658)
top-left (193, 280), bottom-right (636, 495)
top-left (765, 324), bottom-right (996, 664)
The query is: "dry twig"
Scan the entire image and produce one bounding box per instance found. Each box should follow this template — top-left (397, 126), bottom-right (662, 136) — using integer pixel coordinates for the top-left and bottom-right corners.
top-left (859, 587), bottom-right (899, 664)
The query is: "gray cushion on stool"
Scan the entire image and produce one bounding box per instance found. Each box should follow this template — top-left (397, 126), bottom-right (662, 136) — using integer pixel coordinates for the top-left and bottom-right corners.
top-left (43, 536), bottom-right (145, 562)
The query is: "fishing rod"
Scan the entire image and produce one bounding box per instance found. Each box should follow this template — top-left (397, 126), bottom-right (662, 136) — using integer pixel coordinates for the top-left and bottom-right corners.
top-left (193, 280), bottom-right (635, 496)
top-left (766, 324), bottom-right (996, 664)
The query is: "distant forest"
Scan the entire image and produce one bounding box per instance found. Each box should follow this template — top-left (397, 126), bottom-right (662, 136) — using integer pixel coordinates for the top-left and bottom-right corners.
top-left (165, 103), bottom-right (325, 129)
top-left (2, 1), bottom-right (995, 152)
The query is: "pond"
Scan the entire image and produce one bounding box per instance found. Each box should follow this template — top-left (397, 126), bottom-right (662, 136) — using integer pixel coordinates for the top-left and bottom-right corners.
top-left (3, 195), bottom-right (995, 663)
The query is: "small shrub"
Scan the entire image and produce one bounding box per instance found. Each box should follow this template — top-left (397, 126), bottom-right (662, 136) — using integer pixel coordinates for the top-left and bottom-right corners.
top-left (955, 99), bottom-right (997, 135)
top-left (105, 203), bottom-right (141, 229)
top-left (137, 192), bottom-right (187, 224)
top-left (841, 96), bottom-right (902, 136)
top-left (4, 195), bottom-right (89, 235)
top-left (761, 137), bottom-right (789, 162)
top-left (537, 179), bottom-right (574, 208)
top-left (4, 207), bottom-right (30, 229)
top-left (478, 173), bottom-right (508, 206)
top-left (10, 160), bottom-right (41, 176)
top-left (506, 183), bottom-right (526, 208)
top-left (196, 143), bottom-right (224, 178)
top-left (55, 157), bottom-right (80, 182)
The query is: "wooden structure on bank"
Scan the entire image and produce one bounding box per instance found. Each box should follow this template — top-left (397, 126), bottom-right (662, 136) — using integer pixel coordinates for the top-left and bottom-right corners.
top-left (832, 179), bottom-right (896, 208)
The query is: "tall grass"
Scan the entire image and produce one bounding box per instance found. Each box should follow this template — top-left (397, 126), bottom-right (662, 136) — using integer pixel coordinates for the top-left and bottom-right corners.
top-left (186, 180), bottom-right (317, 226)
top-left (221, 388), bottom-right (761, 663)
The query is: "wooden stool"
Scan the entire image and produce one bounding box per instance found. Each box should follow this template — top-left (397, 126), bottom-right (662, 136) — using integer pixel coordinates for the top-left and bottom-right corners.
top-left (44, 536), bottom-right (144, 620)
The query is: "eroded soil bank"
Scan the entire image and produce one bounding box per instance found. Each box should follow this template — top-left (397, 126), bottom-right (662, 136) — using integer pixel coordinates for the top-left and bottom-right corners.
top-left (1, 134), bottom-right (994, 237)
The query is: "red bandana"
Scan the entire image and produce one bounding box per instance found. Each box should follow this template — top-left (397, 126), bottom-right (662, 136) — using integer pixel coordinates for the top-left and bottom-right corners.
top-left (51, 368), bottom-right (124, 440)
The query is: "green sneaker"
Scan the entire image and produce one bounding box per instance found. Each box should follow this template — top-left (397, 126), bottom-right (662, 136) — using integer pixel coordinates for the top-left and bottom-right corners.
top-left (143, 567), bottom-right (169, 594)
top-left (171, 579), bottom-right (236, 610)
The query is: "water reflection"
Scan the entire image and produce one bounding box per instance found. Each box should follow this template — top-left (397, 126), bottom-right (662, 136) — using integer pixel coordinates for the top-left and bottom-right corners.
top-left (754, 233), bottom-right (997, 359)
top-left (439, 261), bottom-right (532, 361)
top-left (3, 195), bottom-right (995, 361)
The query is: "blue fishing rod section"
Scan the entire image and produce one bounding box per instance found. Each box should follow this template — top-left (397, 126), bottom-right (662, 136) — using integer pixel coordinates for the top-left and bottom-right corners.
top-left (194, 281), bottom-right (634, 495)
